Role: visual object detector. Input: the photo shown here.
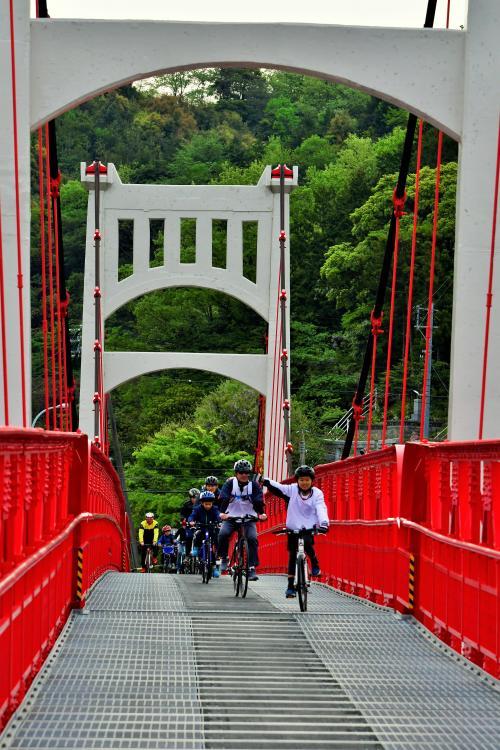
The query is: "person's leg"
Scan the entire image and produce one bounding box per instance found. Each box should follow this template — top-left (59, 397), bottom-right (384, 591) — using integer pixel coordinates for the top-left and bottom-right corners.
top-left (192, 529), bottom-right (203, 554)
top-left (244, 521), bottom-right (259, 568)
top-left (304, 532), bottom-right (320, 573)
top-left (287, 533), bottom-right (298, 578)
top-left (140, 545), bottom-right (146, 568)
top-left (217, 520), bottom-right (234, 560)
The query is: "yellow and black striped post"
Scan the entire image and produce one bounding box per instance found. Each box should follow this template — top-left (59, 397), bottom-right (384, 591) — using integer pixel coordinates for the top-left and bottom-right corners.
top-left (76, 547), bottom-right (84, 606)
top-left (408, 553), bottom-right (415, 610)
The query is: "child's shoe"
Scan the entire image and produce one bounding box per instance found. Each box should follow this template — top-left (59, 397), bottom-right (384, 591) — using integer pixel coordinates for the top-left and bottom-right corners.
top-left (311, 565), bottom-right (321, 576)
top-left (285, 586), bottom-right (296, 598)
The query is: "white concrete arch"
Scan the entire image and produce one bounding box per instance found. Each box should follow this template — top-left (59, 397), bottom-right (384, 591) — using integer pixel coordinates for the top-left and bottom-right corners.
top-left (105, 266), bottom-right (270, 322)
top-left (79, 163), bottom-right (295, 478)
top-left (105, 352), bottom-right (267, 395)
top-left (30, 20), bottom-right (465, 140)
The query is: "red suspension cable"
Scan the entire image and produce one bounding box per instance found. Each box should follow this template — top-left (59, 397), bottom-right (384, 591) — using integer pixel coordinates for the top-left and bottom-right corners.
top-left (8, 0), bottom-right (27, 426)
top-left (478, 115), bottom-right (500, 439)
top-left (400, 120), bottom-right (424, 443)
top-left (0, 203), bottom-right (10, 424)
top-left (38, 129), bottom-right (50, 429)
top-left (52, 177), bottom-right (65, 430)
top-left (420, 130), bottom-right (443, 440)
top-left (267, 263), bottom-right (282, 476)
top-left (366, 311), bottom-right (383, 451)
top-left (271, 323), bottom-right (283, 479)
top-left (381, 190), bottom-right (406, 447)
top-left (45, 124), bottom-right (58, 429)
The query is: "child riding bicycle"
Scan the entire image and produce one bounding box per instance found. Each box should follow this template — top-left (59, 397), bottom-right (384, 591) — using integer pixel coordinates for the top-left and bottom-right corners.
top-left (262, 465), bottom-right (329, 598)
top-left (158, 525), bottom-right (176, 572)
top-left (189, 491), bottom-right (221, 578)
top-left (217, 459), bottom-right (267, 581)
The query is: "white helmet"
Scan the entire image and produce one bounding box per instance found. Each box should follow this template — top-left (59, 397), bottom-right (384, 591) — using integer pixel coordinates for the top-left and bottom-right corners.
top-left (145, 512), bottom-right (154, 519)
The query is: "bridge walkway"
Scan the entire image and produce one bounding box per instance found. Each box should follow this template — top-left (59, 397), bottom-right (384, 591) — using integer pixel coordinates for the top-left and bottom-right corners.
top-left (1, 573), bottom-right (500, 749)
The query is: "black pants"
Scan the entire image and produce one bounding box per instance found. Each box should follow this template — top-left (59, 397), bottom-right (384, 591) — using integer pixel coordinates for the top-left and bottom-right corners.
top-left (287, 532), bottom-right (318, 578)
top-left (140, 544), bottom-right (158, 567)
top-left (218, 519), bottom-right (259, 567)
top-left (193, 528), bottom-right (219, 551)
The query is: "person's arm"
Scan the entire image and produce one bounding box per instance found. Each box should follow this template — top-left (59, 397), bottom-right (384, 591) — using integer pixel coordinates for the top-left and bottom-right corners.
top-left (218, 480), bottom-right (233, 513)
top-left (262, 478), bottom-right (292, 502)
top-left (188, 507), bottom-right (198, 524)
top-left (315, 491), bottom-right (330, 529)
top-left (138, 526), bottom-right (144, 544)
top-left (213, 507), bottom-right (221, 523)
top-left (153, 525), bottom-right (159, 544)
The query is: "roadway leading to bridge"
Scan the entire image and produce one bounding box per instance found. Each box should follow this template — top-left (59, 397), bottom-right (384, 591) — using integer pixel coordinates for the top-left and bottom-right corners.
top-left (2, 573), bottom-right (500, 749)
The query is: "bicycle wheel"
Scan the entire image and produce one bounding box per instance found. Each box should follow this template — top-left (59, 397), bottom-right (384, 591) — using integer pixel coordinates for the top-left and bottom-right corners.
top-left (230, 544), bottom-right (241, 596)
top-left (296, 556), bottom-right (307, 612)
top-left (240, 539), bottom-right (250, 599)
top-left (165, 553), bottom-right (172, 573)
top-left (200, 542), bottom-right (207, 582)
top-left (145, 549), bottom-right (153, 573)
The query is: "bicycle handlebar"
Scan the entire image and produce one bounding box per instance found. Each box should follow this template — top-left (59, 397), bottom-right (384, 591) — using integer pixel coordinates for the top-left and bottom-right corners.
top-left (227, 514), bottom-right (260, 522)
top-left (272, 526), bottom-right (328, 536)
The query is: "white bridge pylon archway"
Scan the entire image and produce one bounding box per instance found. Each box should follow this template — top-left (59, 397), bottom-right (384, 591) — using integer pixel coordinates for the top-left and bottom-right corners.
top-left (79, 164), bottom-right (297, 478)
top-left (0, 2), bottom-right (499, 438)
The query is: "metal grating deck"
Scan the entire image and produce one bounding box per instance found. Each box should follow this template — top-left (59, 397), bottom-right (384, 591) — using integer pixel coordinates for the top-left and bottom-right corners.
top-left (1, 572), bottom-right (499, 749)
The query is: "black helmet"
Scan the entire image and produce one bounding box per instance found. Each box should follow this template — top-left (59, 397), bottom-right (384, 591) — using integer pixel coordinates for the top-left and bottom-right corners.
top-left (205, 475), bottom-right (218, 486)
top-left (188, 488), bottom-right (200, 498)
top-left (234, 459), bottom-right (252, 474)
top-left (295, 465), bottom-right (315, 480)
top-left (200, 491), bottom-right (215, 502)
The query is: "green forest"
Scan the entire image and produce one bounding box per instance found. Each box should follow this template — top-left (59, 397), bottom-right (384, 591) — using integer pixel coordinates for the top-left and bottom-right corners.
top-left (31, 69), bottom-right (457, 526)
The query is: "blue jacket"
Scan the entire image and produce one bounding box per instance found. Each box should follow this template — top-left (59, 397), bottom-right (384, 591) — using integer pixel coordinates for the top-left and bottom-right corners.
top-left (188, 505), bottom-right (221, 525)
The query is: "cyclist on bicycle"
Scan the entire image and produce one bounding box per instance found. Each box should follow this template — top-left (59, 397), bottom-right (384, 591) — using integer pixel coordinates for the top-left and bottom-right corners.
top-left (262, 465), bottom-right (329, 598)
top-left (174, 519), bottom-right (189, 572)
top-left (189, 490), bottom-right (221, 577)
top-left (217, 459), bottom-right (267, 581)
top-left (180, 488), bottom-right (201, 521)
top-left (204, 475), bottom-right (220, 502)
top-left (138, 511), bottom-right (159, 572)
top-left (158, 525), bottom-right (176, 572)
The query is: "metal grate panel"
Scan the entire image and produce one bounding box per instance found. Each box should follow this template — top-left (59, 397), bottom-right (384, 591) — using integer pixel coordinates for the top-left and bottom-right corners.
top-left (2, 572), bottom-right (500, 749)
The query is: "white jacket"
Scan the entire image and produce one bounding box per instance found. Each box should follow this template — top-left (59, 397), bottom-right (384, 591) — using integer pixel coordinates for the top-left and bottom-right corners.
top-left (266, 480), bottom-right (329, 531)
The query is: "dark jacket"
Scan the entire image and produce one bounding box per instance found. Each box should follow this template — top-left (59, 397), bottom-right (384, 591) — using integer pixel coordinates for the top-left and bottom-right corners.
top-left (218, 478), bottom-right (265, 514)
top-left (188, 505), bottom-right (221, 525)
top-left (180, 498), bottom-right (199, 520)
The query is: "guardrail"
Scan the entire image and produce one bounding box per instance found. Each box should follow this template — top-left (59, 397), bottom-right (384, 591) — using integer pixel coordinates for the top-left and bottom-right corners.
top-left (259, 441), bottom-right (500, 679)
top-left (0, 429), bottom-right (130, 729)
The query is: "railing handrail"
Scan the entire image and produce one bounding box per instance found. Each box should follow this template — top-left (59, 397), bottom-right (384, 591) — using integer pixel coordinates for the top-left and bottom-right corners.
top-left (0, 512), bottom-right (125, 597)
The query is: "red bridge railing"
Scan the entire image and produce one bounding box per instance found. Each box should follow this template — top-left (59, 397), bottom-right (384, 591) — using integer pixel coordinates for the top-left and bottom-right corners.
top-left (0, 429), bottom-right (130, 730)
top-left (259, 441), bottom-right (500, 680)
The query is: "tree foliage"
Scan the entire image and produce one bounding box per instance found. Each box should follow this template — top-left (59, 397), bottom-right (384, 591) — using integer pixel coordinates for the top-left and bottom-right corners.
top-left (29, 68), bottom-right (458, 505)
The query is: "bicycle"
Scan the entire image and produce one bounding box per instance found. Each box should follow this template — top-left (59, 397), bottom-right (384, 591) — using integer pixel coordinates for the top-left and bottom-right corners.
top-left (176, 542), bottom-right (186, 574)
top-left (143, 544), bottom-right (155, 574)
top-left (273, 527), bottom-right (327, 611)
top-left (196, 523), bottom-right (218, 584)
top-left (229, 515), bottom-right (257, 598)
top-left (161, 544), bottom-right (175, 574)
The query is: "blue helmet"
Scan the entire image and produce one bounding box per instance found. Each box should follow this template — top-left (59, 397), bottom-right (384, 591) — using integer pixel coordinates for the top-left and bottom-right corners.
top-left (199, 491), bottom-right (215, 502)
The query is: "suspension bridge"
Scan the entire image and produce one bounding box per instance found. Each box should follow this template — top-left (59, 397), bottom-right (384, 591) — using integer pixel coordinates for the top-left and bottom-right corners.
top-left (1, 0), bottom-right (500, 747)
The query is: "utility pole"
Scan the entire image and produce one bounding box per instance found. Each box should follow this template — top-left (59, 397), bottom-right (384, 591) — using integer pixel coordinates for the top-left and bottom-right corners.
top-left (299, 430), bottom-right (306, 465)
top-left (415, 304), bottom-right (434, 439)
